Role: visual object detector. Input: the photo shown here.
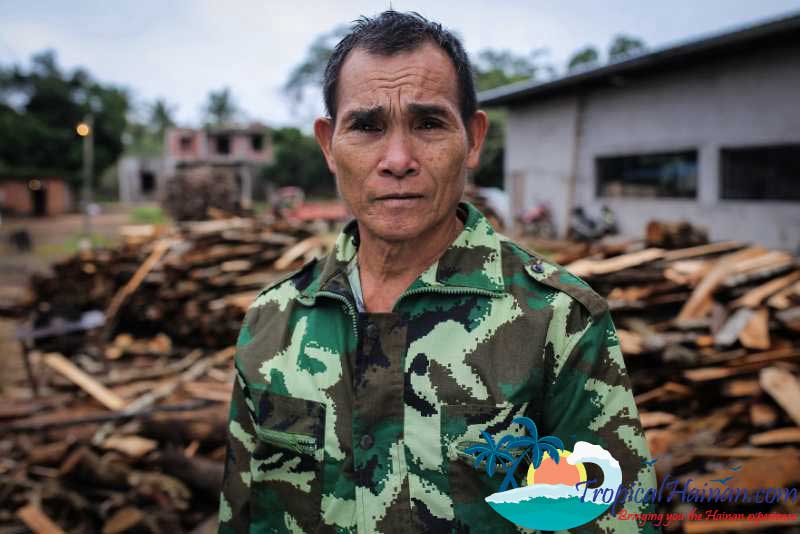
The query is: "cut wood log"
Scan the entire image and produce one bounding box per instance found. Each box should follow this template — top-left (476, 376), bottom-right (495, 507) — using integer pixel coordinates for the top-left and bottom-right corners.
top-left (677, 247), bottom-right (768, 322)
top-left (102, 239), bottom-right (171, 341)
top-left (738, 307), bottom-right (770, 350)
top-left (273, 235), bottom-right (323, 270)
top-left (102, 435), bottom-right (158, 459)
top-left (566, 248), bottom-right (664, 278)
top-left (731, 270), bottom-right (800, 308)
top-left (714, 308), bottom-right (755, 347)
top-left (638, 411), bottom-right (678, 428)
top-left (768, 280), bottom-right (800, 309)
top-left (760, 367), bottom-right (800, 426)
top-left (750, 427), bottom-right (800, 445)
top-left (44, 353), bottom-right (126, 411)
top-left (661, 241), bottom-right (744, 261)
top-left (722, 379), bottom-right (761, 398)
top-left (749, 403), bottom-right (778, 427)
top-left (102, 507), bottom-right (144, 534)
top-left (16, 504), bottom-right (64, 534)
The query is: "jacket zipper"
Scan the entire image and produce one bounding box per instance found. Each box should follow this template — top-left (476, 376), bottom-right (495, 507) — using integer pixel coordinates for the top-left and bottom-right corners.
top-left (399, 285), bottom-right (502, 303)
top-left (256, 427), bottom-right (318, 455)
top-left (316, 290), bottom-right (359, 340)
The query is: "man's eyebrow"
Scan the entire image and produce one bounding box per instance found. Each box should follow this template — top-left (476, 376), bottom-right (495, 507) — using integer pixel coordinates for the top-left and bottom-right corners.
top-left (342, 106), bottom-right (385, 123)
top-left (408, 103), bottom-right (451, 118)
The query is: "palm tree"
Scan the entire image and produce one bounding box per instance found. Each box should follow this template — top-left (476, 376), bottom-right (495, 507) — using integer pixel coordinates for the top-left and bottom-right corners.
top-left (498, 417), bottom-right (564, 491)
top-left (205, 87), bottom-right (238, 125)
top-left (150, 98), bottom-right (175, 138)
top-left (464, 431), bottom-right (515, 478)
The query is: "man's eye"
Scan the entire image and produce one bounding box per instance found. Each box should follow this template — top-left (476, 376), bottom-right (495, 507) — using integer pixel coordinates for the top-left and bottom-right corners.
top-left (419, 118), bottom-right (443, 130)
top-left (352, 121), bottom-right (381, 132)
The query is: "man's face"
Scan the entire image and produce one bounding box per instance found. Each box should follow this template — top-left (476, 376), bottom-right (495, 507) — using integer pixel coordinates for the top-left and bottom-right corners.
top-left (315, 41), bottom-right (487, 244)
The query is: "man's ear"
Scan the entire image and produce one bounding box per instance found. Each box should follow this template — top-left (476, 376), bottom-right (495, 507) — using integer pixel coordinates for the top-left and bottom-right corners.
top-left (465, 110), bottom-right (489, 170)
top-left (314, 117), bottom-right (337, 175)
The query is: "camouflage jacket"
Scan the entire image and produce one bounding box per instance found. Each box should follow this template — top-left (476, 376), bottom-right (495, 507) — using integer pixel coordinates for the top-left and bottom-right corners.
top-left (219, 202), bottom-right (658, 533)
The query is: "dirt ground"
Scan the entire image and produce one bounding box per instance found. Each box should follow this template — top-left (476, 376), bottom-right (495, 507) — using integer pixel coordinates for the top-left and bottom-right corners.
top-left (0, 204), bottom-right (141, 392)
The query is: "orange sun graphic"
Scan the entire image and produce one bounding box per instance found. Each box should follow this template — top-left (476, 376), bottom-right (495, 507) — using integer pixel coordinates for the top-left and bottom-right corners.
top-left (526, 449), bottom-right (587, 486)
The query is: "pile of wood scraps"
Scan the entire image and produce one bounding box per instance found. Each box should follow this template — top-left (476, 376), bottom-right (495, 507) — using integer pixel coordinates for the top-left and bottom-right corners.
top-left (3, 211), bottom-right (800, 532)
top-left (565, 239), bottom-right (800, 531)
top-left (1, 216), bottom-right (337, 533)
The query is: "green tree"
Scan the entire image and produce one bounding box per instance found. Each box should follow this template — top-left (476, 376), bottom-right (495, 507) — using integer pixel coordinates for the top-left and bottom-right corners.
top-left (472, 49), bottom-right (552, 189)
top-left (0, 50), bottom-right (129, 188)
top-left (608, 34), bottom-right (646, 62)
top-left (567, 46), bottom-right (600, 72)
top-left (205, 87), bottom-right (238, 125)
top-left (150, 98), bottom-right (176, 138)
top-left (283, 25), bottom-right (349, 112)
top-left (260, 127), bottom-right (334, 196)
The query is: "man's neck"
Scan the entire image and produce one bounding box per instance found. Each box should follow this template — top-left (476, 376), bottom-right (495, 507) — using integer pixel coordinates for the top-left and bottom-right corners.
top-left (355, 213), bottom-right (463, 313)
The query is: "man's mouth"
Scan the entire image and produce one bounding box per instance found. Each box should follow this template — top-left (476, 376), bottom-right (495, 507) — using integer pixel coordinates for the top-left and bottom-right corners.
top-left (374, 193), bottom-right (424, 201)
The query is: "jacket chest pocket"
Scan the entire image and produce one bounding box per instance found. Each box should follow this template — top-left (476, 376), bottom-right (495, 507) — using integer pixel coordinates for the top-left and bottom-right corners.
top-left (249, 389), bottom-right (326, 532)
top-left (442, 402), bottom-right (529, 533)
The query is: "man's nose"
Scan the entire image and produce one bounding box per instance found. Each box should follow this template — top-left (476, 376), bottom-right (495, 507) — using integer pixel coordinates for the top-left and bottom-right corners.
top-left (378, 130), bottom-right (419, 179)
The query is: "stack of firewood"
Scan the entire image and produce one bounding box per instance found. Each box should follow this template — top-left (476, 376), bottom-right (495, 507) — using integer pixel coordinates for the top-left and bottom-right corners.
top-left (562, 239), bottom-right (800, 532)
top-left (2, 215), bottom-right (799, 532)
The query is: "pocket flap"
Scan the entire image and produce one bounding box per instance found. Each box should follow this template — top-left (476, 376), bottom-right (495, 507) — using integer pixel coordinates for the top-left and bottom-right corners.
top-left (251, 389), bottom-right (326, 456)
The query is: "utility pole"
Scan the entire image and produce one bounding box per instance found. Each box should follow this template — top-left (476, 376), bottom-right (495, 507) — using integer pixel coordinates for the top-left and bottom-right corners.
top-left (77, 114), bottom-right (94, 239)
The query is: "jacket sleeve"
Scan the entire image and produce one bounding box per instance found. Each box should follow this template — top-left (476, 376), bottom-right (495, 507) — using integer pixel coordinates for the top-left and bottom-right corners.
top-left (541, 309), bottom-right (660, 534)
top-left (219, 334), bottom-right (258, 532)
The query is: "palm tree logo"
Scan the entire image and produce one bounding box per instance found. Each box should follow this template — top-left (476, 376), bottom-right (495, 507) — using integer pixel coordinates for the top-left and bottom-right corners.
top-left (465, 416), bottom-right (565, 491)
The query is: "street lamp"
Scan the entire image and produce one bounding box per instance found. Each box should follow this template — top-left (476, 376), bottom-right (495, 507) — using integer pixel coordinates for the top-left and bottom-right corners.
top-left (77, 114), bottom-right (94, 240)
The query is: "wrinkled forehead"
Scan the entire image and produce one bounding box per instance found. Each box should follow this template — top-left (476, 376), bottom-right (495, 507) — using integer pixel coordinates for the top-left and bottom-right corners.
top-left (335, 42), bottom-right (460, 118)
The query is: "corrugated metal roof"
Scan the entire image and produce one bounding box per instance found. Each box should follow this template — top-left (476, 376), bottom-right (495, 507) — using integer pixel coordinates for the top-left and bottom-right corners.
top-left (478, 11), bottom-right (800, 106)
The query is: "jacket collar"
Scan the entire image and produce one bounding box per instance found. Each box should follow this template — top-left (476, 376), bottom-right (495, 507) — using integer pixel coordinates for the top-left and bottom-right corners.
top-left (302, 202), bottom-right (505, 300)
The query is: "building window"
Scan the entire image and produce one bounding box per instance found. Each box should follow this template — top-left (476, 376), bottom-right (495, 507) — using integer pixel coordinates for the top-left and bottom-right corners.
top-left (140, 171), bottom-right (155, 194)
top-left (251, 134), bottom-right (264, 151)
top-left (720, 144), bottom-right (800, 201)
top-left (215, 135), bottom-right (231, 155)
top-left (596, 150), bottom-right (698, 198)
top-left (179, 135), bottom-right (194, 152)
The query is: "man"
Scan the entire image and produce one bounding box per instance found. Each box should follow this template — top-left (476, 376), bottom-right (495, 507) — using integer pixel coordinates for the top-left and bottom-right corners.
top-left (220, 11), bottom-right (657, 533)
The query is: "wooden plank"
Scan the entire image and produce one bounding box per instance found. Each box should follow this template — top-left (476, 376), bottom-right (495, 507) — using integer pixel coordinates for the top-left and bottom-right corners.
top-left (760, 367), bottom-right (800, 426)
top-left (639, 411), bottom-right (678, 429)
top-left (750, 427), bottom-right (800, 445)
top-left (102, 435), bottom-right (158, 459)
top-left (274, 235), bottom-right (323, 271)
top-left (731, 270), bottom-right (800, 308)
top-left (749, 403), bottom-right (778, 427)
top-left (684, 364), bottom-right (764, 382)
top-left (677, 247), bottom-right (767, 322)
top-left (634, 382), bottom-right (692, 405)
top-left (728, 347), bottom-right (800, 367)
top-left (714, 308), bottom-right (754, 347)
top-left (661, 241), bottom-right (744, 262)
top-left (738, 307), bottom-right (770, 350)
top-left (722, 379), bottom-right (761, 398)
top-left (16, 504), bottom-right (64, 534)
top-left (768, 280), bottom-right (800, 310)
top-left (43, 353), bottom-right (126, 411)
top-left (103, 239), bottom-right (171, 340)
top-left (566, 248), bottom-right (664, 278)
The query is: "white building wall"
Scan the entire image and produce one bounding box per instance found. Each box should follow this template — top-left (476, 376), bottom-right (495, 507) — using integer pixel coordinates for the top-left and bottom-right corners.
top-left (504, 41), bottom-right (800, 250)
top-left (505, 95), bottom-right (579, 234)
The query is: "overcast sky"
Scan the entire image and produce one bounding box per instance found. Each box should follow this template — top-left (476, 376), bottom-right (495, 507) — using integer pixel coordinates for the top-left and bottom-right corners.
top-left (2, 0), bottom-right (799, 129)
